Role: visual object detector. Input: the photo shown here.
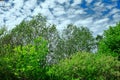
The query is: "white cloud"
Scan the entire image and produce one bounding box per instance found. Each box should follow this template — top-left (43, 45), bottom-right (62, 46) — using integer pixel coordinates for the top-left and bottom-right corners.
top-left (53, 6), bottom-right (65, 16)
top-left (13, 0), bottom-right (24, 9)
top-left (41, 0), bottom-right (55, 8)
top-left (71, 0), bottom-right (82, 7)
top-left (67, 8), bottom-right (76, 15)
top-left (0, 0), bottom-right (120, 36)
top-left (74, 9), bottom-right (86, 14)
top-left (54, 10), bottom-right (66, 16)
top-left (106, 5), bottom-right (115, 9)
top-left (85, 0), bottom-right (93, 4)
top-left (57, 19), bottom-right (71, 29)
top-left (23, 0), bottom-right (36, 9)
top-left (32, 6), bottom-right (41, 16)
top-left (104, 8), bottom-right (120, 19)
top-left (75, 17), bottom-right (93, 26)
top-left (57, 0), bottom-right (69, 4)
top-left (109, 8), bottom-right (120, 15)
top-left (67, 14), bottom-right (76, 18)
top-left (40, 9), bottom-right (54, 19)
top-left (113, 13), bottom-right (120, 22)
top-left (93, 2), bottom-right (106, 12)
top-left (94, 18), bottom-right (109, 24)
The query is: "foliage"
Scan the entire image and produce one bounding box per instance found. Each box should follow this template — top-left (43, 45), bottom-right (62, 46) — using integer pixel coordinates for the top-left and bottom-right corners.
top-left (48, 52), bottom-right (120, 80)
top-left (0, 14), bottom-right (47, 55)
top-left (0, 13), bottom-right (120, 80)
top-left (0, 14), bottom-right (61, 64)
top-left (0, 14), bottom-right (95, 64)
top-left (1, 14), bottom-right (46, 46)
top-left (0, 26), bottom-right (7, 36)
top-left (0, 55), bottom-right (18, 80)
top-left (55, 24), bottom-right (95, 58)
top-left (98, 22), bottom-right (120, 58)
top-left (0, 37), bottom-right (48, 80)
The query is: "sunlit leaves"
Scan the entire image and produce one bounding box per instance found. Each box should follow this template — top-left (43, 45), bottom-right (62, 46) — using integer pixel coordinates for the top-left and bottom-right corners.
top-left (98, 22), bottom-right (120, 58)
top-left (48, 52), bottom-right (120, 80)
top-left (1, 37), bottom-right (48, 80)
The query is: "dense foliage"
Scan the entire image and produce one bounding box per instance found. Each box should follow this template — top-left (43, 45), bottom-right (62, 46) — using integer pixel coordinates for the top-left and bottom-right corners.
top-left (0, 37), bottom-right (48, 80)
top-left (98, 22), bottom-right (120, 59)
top-left (0, 14), bottom-right (120, 80)
top-left (55, 24), bottom-right (95, 58)
top-left (48, 52), bottom-right (120, 80)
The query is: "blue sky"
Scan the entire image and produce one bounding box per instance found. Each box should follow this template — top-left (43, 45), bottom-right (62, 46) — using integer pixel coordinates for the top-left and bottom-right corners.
top-left (0, 0), bottom-right (120, 35)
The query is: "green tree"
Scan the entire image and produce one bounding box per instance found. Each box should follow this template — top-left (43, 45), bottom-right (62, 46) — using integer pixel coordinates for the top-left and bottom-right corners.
top-left (0, 37), bottom-right (48, 80)
top-left (45, 24), bottom-right (61, 64)
top-left (48, 52), bottom-right (120, 80)
top-left (1, 14), bottom-right (46, 45)
top-left (10, 13), bottom-right (47, 46)
top-left (55, 24), bottom-right (95, 58)
top-left (0, 14), bottom-right (47, 55)
top-left (98, 22), bottom-right (120, 59)
top-left (0, 26), bottom-right (12, 55)
top-left (0, 26), bottom-right (7, 36)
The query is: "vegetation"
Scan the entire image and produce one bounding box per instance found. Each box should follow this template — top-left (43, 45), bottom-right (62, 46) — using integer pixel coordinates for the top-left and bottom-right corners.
top-left (0, 14), bottom-right (120, 80)
top-left (55, 24), bottom-right (95, 57)
top-left (48, 52), bottom-right (120, 80)
top-left (0, 37), bottom-right (48, 80)
top-left (98, 22), bottom-right (120, 60)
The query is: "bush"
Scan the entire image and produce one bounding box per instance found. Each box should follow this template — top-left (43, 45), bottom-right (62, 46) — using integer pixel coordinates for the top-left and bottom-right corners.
top-left (0, 37), bottom-right (49, 80)
top-left (0, 56), bottom-right (18, 80)
top-left (47, 52), bottom-right (120, 80)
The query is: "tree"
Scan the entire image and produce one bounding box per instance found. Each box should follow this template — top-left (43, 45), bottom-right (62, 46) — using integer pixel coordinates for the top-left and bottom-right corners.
top-left (0, 26), bottom-right (13, 55)
top-left (0, 37), bottom-right (49, 80)
top-left (94, 35), bottom-right (103, 53)
top-left (98, 22), bottom-right (120, 59)
top-left (55, 24), bottom-right (95, 58)
top-left (0, 14), bottom-right (61, 65)
top-left (47, 52), bottom-right (120, 80)
top-left (0, 14), bottom-right (47, 55)
top-left (0, 26), bottom-right (7, 36)
top-left (10, 13), bottom-right (47, 46)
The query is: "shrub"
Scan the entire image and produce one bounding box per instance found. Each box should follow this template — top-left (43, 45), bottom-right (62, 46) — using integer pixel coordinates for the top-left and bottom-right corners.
top-left (0, 37), bottom-right (49, 80)
top-left (47, 52), bottom-right (120, 80)
top-left (0, 56), bottom-right (18, 80)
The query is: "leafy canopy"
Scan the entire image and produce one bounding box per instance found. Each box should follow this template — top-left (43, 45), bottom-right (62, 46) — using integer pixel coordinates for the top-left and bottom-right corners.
top-left (48, 52), bottom-right (120, 80)
top-left (98, 22), bottom-right (120, 58)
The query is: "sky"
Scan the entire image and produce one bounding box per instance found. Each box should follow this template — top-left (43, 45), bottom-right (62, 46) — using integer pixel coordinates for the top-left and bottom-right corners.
top-left (0, 0), bottom-right (120, 35)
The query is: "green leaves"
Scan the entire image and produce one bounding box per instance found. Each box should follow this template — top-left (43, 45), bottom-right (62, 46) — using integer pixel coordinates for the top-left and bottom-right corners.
top-left (0, 13), bottom-right (120, 80)
top-left (0, 37), bottom-right (48, 80)
top-left (13, 37), bottom-right (48, 79)
top-left (48, 52), bottom-right (120, 80)
top-left (55, 24), bottom-right (95, 58)
top-left (0, 26), bottom-right (6, 36)
top-left (98, 22), bottom-right (120, 58)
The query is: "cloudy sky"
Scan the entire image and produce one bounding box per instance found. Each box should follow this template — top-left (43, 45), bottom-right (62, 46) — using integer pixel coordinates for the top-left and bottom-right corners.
top-left (0, 0), bottom-right (120, 35)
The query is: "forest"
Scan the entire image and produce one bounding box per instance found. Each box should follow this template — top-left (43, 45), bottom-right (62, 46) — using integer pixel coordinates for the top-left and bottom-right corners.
top-left (0, 14), bottom-right (120, 80)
